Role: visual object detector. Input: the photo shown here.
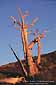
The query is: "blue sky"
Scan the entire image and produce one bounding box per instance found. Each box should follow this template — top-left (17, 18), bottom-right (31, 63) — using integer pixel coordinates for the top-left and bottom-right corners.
top-left (0, 0), bottom-right (56, 65)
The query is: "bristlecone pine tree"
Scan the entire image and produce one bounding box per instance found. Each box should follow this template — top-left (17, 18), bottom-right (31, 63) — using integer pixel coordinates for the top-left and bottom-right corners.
top-left (11, 7), bottom-right (46, 78)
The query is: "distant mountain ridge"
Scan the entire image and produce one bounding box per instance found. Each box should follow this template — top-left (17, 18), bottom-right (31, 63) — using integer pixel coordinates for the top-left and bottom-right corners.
top-left (0, 51), bottom-right (56, 81)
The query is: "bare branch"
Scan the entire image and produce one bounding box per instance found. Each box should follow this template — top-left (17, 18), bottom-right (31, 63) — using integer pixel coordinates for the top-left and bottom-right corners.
top-left (10, 16), bottom-right (22, 26)
top-left (27, 30), bottom-right (32, 35)
top-left (31, 17), bottom-right (38, 26)
top-left (18, 7), bottom-right (23, 17)
top-left (24, 11), bottom-right (29, 17)
top-left (11, 16), bottom-right (17, 23)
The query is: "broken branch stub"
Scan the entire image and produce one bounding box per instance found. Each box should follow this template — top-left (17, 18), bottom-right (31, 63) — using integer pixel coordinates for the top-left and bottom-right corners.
top-left (9, 45), bottom-right (27, 78)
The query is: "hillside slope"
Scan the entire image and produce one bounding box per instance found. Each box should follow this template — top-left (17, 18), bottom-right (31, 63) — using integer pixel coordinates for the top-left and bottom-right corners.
top-left (0, 51), bottom-right (56, 81)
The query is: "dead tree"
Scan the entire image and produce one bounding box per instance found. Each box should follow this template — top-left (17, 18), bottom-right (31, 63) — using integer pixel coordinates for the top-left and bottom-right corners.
top-left (10, 8), bottom-right (38, 77)
top-left (28, 32), bottom-right (44, 65)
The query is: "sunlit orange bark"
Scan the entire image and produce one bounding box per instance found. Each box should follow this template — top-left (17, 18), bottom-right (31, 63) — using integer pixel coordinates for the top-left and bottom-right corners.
top-left (12, 10), bottom-right (39, 76)
top-left (21, 16), bottom-right (38, 76)
top-left (28, 33), bottom-right (44, 65)
top-left (37, 37), bottom-right (41, 65)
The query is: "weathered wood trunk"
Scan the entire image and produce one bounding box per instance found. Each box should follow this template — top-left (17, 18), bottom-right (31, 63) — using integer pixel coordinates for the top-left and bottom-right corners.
top-left (20, 17), bottom-right (38, 77)
top-left (37, 37), bottom-right (41, 65)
